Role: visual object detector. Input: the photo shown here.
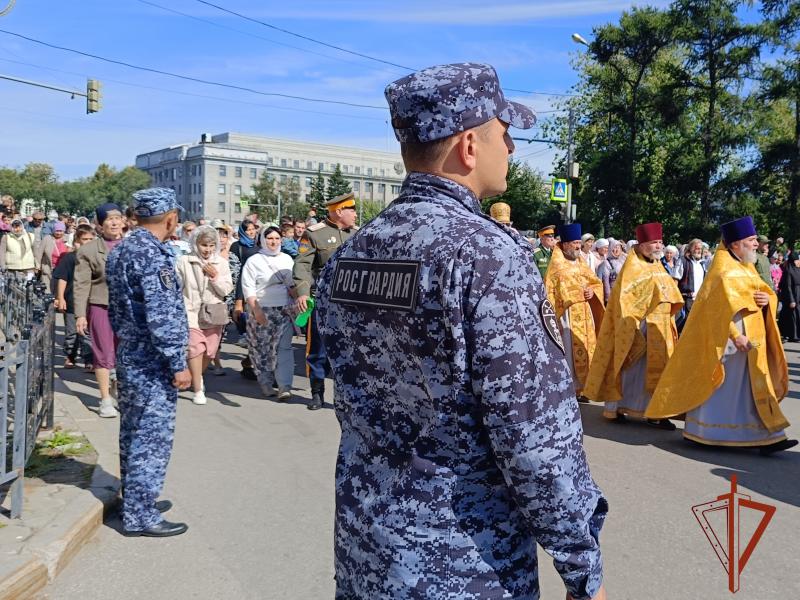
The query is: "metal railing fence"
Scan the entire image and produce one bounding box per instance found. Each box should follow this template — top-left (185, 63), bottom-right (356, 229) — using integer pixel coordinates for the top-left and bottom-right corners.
top-left (0, 272), bottom-right (55, 518)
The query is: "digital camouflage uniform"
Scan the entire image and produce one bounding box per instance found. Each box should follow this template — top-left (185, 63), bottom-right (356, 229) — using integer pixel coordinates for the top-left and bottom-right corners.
top-left (106, 189), bottom-right (188, 532)
top-left (317, 63), bottom-right (607, 600)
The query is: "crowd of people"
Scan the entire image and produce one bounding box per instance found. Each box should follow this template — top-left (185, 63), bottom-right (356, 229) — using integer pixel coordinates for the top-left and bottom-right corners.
top-left (511, 211), bottom-right (798, 456)
top-left (0, 191), bottom-right (342, 416)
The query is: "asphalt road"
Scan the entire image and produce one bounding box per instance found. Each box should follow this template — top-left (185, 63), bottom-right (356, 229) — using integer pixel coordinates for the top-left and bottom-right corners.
top-left (40, 336), bottom-right (800, 600)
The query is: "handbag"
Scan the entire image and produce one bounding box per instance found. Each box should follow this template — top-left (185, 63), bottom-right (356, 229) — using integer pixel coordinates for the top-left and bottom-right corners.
top-left (190, 262), bottom-right (229, 329)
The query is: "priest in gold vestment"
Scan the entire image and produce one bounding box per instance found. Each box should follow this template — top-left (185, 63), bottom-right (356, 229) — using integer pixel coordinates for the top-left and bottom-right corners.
top-left (646, 216), bottom-right (797, 455)
top-left (544, 223), bottom-right (604, 397)
top-left (583, 222), bottom-right (683, 429)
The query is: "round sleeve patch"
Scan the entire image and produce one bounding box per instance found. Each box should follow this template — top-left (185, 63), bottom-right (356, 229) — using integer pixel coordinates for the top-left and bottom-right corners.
top-left (540, 298), bottom-right (565, 355)
top-left (159, 266), bottom-right (175, 290)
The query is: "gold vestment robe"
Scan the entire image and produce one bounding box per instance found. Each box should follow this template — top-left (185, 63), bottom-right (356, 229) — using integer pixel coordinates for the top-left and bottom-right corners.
top-left (645, 248), bottom-right (789, 433)
top-left (544, 246), bottom-right (605, 392)
top-left (583, 250), bottom-right (683, 408)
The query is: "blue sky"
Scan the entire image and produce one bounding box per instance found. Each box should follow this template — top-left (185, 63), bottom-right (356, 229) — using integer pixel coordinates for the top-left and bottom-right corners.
top-left (0, 0), bottom-right (673, 181)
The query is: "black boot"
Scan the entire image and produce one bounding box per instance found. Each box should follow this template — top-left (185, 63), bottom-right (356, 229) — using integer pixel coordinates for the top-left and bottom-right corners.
top-left (308, 378), bottom-right (324, 410)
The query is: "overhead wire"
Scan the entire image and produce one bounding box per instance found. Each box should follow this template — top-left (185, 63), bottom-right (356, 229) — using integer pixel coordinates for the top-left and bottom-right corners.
top-left (133, 0), bottom-right (391, 73)
top-left (0, 29), bottom-right (386, 110)
top-left (0, 56), bottom-right (387, 121)
top-left (190, 0), bottom-right (574, 98)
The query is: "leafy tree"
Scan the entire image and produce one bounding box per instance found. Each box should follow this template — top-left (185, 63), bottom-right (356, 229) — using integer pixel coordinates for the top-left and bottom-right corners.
top-left (250, 172), bottom-right (278, 221)
top-left (481, 160), bottom-right (556, 232)
top-left (308, 167), bottom-right (326, 213)
top-left (357, 198), bottom-right (385, 224)
top-left (325, 163), bottom-right (351, 200)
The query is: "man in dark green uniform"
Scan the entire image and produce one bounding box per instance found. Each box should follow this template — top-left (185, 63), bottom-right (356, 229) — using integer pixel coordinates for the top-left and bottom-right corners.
top-left (532, 224), bottom-right (557, 278)
top-left (294, 192), bottom-right (358, 410)
top-left (755, 234), bottom-right (773, 288)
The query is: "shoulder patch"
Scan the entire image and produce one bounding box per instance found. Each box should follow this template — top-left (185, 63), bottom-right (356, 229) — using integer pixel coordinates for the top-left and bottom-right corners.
top-left (540, 298), bottom-right (565, 355)
top-left (307, 222), bottom-right (326, 232)
top-left (159, 266), bottom-right (176, 291)
top-left (298, 242), bottom-right (311, 254)
top-left (330, 259), bottom-right (419, 311)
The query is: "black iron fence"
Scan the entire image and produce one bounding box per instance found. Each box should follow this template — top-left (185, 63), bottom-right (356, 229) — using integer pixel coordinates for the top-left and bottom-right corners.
top-left (0, 272), bottom-right (55, 518)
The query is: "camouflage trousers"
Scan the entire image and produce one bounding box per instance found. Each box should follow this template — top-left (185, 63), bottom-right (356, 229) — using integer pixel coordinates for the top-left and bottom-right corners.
top-left (116, 362), bottom-right (177, 531)
top-left (246, 305), bottom-right (294, 388)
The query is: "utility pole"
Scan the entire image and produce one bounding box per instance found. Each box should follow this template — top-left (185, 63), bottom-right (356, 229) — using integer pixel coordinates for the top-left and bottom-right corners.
top-left (565, 107), bottom-right (576, 224)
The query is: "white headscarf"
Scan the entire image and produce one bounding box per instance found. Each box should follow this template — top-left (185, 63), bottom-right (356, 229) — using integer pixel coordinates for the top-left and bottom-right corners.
top-left (256, 225), bottom-right (282, 257)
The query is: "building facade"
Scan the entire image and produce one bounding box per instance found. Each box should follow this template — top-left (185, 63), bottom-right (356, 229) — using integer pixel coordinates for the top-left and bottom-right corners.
top-left (135, 132), bottom-right (406, 224)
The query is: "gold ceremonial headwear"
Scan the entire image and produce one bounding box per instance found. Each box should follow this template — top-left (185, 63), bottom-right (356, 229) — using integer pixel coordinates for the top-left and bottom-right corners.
top-left (325, 192), bottom-right (356, 212)
top-left (489, 202), bottom-right (512, 224)
top-left (538, 225), bottom-right (556, 237)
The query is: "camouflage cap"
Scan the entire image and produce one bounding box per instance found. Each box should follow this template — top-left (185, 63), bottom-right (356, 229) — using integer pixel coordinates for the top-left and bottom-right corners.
top-left (131, 187), bottom-right (182, 218)
top-left (385, 62), bottom-right (536, 143)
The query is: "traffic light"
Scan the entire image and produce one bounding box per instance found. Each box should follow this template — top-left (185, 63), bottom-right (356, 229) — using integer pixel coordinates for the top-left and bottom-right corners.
top-left (86, 79), bottom-right (101, 114)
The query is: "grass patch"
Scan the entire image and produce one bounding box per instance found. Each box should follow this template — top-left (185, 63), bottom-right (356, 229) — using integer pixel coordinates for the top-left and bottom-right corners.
top-left (24, 429), bottom-right (95, 479)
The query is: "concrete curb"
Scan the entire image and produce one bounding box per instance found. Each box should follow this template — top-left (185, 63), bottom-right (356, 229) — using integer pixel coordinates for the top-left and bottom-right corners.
top-left (0, 377), bottom-right (119, 599)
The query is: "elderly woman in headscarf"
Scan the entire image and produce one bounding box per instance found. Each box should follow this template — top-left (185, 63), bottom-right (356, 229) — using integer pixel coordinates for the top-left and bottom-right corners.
top-left (596, 238), bottom-right (626, 304)
top-left (36, 220), bottom-right (69, 289)
top-left (240, 225), bottom-right (297, 400)
top-left (778, 251), bottom-right (800, 342)
top-left (175, 225), bottom-right (234, 406)
top-left (0, 217), bottom-right (38, 279)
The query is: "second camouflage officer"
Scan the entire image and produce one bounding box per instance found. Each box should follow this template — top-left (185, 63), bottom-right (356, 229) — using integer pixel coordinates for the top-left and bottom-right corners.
top-left (106, 187), bottom-right (192, 537)
top-left (316, 63), bottom-right (608, 600)
top-left (293, 193), bottom-right (358, 410)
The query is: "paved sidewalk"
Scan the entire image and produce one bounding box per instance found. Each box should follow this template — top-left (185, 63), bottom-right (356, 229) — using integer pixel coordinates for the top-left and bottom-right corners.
top-left (27, 339), bottom-right (800, 599)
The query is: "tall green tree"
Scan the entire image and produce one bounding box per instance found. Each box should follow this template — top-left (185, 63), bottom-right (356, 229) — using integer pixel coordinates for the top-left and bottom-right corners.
top-left (481, 160), bottom-right (555, 232)
top-left (325, 164), bottom-right (351, 200)
top-left (308, 167), bottom-right (326, 212)
top-left (250, 172), bottom-right (278, 221)
top-left (666, 0), bottom-right (761, 226)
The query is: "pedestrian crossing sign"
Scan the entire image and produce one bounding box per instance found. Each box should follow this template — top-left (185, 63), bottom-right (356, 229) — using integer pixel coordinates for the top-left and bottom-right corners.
top-left (550, 179), bottom-right (568, 202)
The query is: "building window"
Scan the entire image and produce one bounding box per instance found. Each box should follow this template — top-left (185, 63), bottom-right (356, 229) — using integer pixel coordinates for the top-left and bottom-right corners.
top-left (279, 174), bottom-right (287, 183)
top-left (353, 181), bottom-right (360, 192)
top-left (178, 184), bottom-right (182, 194)
top-left (198, 183), bottom-right (202, 195)
top-left (291, 176), bottom-right (299, 184)
top-left (219, 165), bottom-right (226, 177)
top-left (365, 182), bottom-right (373, 193)
top-left (250, 186), bottom-right (256, 196)
top-left (235, 203), bottom-right (242, 213)
top-left (218, 202), bottom-right (225, 213)
top-left (171, 168), bottom-right (176, 181)
top-left (391, 185), bottom-right (401, 195)
top-left (235, 166), bottom-right (242, 177)
top-left (281, 158), bottom-right (287, 167)
top-left (380, 169), bottom-right (385, 176)
top-left (250, 168), bottom-right (257, 179)
top-left (293, 160), bottom-right (300, 169)
top-left (305, 177), bottom-right (313, 187)
top-left (367, 168), bottom-right (373, 176)
top-left (378, 183), bottom-right (386, 194)
top-left (218, 184), bottom-right (226, 194)
top-left (234, 185), bottom-right (242, 196)
top-left (355, 166), bottom-right (361, 175)
top-left (306, 161), bottom-right (313, 170)
top-left (267, 157), bottom-right (274, 166)
top-left (343, 165), bottom-right (350, 173)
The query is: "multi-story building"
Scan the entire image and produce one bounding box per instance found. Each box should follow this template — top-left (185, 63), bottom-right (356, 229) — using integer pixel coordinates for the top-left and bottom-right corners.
top-left (135, 132), bottom-right (406, 225)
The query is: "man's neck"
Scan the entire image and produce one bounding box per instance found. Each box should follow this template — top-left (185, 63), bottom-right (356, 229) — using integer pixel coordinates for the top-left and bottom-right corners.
top-left (139, 225), bottom-right (167, 242)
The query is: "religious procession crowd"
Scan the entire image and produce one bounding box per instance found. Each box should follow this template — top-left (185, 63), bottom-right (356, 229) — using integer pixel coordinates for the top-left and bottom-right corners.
top-left (494, 205), bottom-right (799, 456)
top-left (0, 191), bottom-right (352, 416)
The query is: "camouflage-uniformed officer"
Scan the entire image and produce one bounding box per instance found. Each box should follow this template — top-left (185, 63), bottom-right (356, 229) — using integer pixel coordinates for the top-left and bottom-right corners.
top-left (293, 193), bottom-right (358, 410)
top-left (532, 224), bottom-right (557, 278)
top-left (106, 187), bottom-right (191, 537)
top-left (317, 63), bottom-right (608, 600)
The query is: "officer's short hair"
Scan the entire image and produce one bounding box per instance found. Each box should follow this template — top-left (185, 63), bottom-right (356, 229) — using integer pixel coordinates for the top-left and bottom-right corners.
top-left (400, 120), bottom-right (494, 169)
top-left (137, 208), bottom-right (178, 225)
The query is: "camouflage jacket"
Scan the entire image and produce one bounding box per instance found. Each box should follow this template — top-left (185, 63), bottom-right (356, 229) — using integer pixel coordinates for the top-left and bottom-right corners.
top-left (106, 228), bottom-right (188, 375)
top-left (317, 172), bottom-right (607, 600)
